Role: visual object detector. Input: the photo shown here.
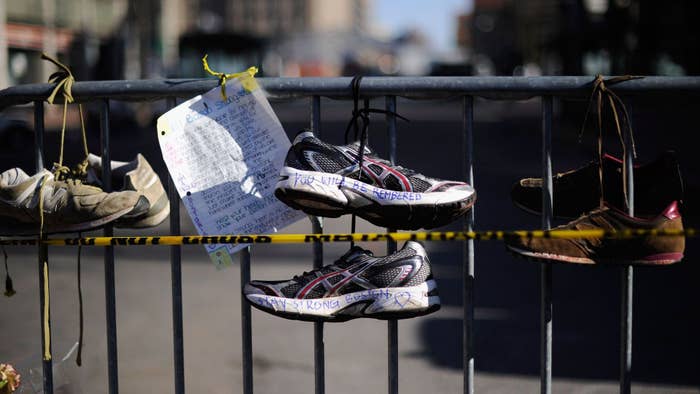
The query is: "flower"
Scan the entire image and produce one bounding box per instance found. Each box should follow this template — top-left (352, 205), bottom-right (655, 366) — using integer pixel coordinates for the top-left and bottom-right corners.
top-left (0, 363), bottom-right (21, 393)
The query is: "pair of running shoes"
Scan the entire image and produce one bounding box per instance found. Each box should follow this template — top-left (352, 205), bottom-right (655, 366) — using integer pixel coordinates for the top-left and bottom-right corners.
top-left (244, 130), bottom-right (476, 322)
top-left (245, 132), bottom-right (687, 322)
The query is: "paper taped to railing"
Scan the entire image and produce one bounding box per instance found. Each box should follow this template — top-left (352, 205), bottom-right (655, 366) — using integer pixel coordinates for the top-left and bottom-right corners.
top-left (156, 73), bottom-right (304, 268)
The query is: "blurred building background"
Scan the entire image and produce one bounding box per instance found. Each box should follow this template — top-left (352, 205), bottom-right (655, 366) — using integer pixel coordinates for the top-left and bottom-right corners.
top-left (1, 0), bottom-right (699, 88)
top-left (462, 0), bottom-right (700, 76)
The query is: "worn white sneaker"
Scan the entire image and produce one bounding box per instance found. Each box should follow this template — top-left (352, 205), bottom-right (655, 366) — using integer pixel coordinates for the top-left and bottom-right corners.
top-left (0, 168), bottom-right (148, 235)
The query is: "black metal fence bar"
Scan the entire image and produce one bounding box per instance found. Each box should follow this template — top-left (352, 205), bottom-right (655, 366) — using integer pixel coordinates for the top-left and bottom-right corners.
top-left (168, 173), bottom-right (185, 394)
top-left (384, 95), bottom-right (399, 394)
top-left (166, 95), bottom-right (186, 394)
top-left (620, 268), bottom-right (633, 394)
top-left (99, 99), bottom-right (119, 394)
top-left (240, 247), bottom-right (253, 394)
top-left (620, 107), bottom-right (636, 394)
top-left (310, 95), bottom-right (325, 394)
top-left (33, 101), bottom-right (44, 171)
top-left (34, 100), bottom-right (53, 394)
top-left (540, 96), bottom-right (554, 394)
top-left (462, 96), bottom-right (475, 394)
top-left (37, 241), bottom-right (51, 393)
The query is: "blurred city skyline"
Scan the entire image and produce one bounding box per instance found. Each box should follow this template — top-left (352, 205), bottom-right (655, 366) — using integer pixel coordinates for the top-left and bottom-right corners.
top-left (1, 0), bottom-right (699, 88)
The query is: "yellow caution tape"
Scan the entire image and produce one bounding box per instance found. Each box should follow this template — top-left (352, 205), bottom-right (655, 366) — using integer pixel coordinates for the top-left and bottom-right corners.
top-left (0, 228), bottom-right (694, 247)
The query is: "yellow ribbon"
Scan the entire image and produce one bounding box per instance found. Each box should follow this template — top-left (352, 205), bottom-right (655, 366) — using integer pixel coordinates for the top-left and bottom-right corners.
top-left (201, 54), bottom-right (259, 100)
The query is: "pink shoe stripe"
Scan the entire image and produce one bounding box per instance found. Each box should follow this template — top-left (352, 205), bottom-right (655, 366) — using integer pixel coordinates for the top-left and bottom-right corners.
top-left (640, 252), bottom-right (684, 262)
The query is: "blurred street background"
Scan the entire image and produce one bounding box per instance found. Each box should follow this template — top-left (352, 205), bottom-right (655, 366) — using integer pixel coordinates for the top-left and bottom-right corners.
top-left (1, 1), bottom-right (700, 393)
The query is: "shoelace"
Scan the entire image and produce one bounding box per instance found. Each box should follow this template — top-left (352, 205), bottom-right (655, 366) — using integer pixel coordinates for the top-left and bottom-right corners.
top-left (2, 245), bottom-right (14, 297)
top-left (578, 74), bottom-right (642, 211)
top-left (343, 142), bottom-right (418, 178)
top-left (292, 266), bottom-right (332, 281)
top-left (76, 231), bottom-right (84, 366)
top-left (42, 53), bottom-right (91, 182)
top-left (292, 261), bottom-right (342, 281)
top-left (343, 76), bottom-right (408, 245)
top-left (292, 248), bottom-right (373, 281)
top-left (39, 53), bottom-right (92, 365)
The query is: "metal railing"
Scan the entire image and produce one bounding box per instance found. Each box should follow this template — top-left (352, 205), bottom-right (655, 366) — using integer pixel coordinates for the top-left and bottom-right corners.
top-left (1, 76), bottom-right (699, 394)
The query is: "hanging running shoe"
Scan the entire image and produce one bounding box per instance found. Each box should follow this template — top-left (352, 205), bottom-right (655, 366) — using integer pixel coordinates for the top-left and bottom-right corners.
top-left (0, 168), bottom-right (148, 235)
top-left (274, 130), bottom-right (476, 230)
top-left (510, 151), bottom-right (684, 219)
top-left (505, 201), bottom-right (685, 265)
top-left (86, 153), bottom-right (170, 228)
top-left (244, 241), bottom-right (440, 322)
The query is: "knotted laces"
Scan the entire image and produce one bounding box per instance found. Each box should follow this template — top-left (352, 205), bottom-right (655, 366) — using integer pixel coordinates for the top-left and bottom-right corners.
top-left (578, 74), bottom-right (642, 211)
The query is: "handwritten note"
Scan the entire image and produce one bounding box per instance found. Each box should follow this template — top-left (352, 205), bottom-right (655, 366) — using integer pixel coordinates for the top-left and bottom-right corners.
top-left (157, 76), bottom-right (304, 268)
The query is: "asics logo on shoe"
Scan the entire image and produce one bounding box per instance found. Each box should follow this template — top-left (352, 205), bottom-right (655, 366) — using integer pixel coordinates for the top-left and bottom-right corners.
top-left (295, 261), bottom-right (374, 298)
top-left (334, 146), bottom-right (414, 191)
top-left (301, 144), bottom-right (414, 191)
top-left (293, 255), bottom-right (421, 299)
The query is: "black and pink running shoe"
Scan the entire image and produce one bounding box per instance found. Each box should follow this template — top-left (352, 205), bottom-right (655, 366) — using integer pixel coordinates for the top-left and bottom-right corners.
top-left (244, 241), bottom-right (440, 322)
top-left (275, 131), bottom-right (476, 230)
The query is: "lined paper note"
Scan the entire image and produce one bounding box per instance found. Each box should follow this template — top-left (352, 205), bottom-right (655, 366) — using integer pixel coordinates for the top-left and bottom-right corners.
top-left (157, 79), bottom-right (303, 268)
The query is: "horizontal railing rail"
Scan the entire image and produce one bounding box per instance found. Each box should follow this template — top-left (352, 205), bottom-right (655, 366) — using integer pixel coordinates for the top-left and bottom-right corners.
top-left (2, 76), bottom-right (700, 108)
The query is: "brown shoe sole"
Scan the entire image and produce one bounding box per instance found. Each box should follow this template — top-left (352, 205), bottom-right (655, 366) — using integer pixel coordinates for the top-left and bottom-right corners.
top-left (506, 245), bottom-right (684, 266)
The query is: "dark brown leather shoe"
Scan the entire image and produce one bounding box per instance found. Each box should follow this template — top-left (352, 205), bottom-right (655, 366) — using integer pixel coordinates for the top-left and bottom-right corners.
top-left (511, 151), bottom-right (684, 219)
top-left (505, 201), bottom-right (685, 265)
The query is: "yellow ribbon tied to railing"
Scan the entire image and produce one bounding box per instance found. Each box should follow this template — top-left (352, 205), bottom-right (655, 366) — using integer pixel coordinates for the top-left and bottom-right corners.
top-left (201, 54), bottom-right (259, 100)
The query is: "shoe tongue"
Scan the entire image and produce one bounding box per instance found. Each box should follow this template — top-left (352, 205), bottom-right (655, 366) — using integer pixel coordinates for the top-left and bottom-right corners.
top-left (336, 246), bottom-right (372, 267)
top-left (85, 166), bottom-right (102, 187)
top-left (87, 153), bottom-right (102, 170)
top-left (85, 153), bottom-right (133, 190)
top-left (293, 130), bottom-right (316, 145)
top-left (347, 140), bottom-right (374, 155)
